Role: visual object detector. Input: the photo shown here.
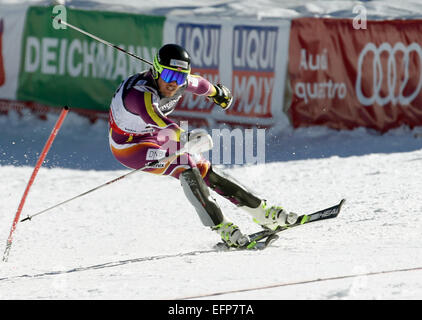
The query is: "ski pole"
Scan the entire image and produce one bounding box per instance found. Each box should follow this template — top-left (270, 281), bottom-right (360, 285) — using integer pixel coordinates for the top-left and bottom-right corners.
top-left (52, 17), bottom-right (153, 66)
top-left (3, 106), bottom-right (69, 262)
top-left (20, 150), bottom-right (183, 223)
top-left (20, 132), bottom-right (213, 222)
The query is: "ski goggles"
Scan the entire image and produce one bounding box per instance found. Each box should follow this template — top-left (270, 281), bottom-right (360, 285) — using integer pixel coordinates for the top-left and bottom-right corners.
top-left (159, 68), bottom-right (188, 85)
top-left (153, 55), bottom-right (190, 85)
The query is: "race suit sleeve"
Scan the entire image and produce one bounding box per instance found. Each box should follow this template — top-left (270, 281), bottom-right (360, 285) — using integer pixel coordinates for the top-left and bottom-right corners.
top-left (185, 74), bottom-right (217, 97)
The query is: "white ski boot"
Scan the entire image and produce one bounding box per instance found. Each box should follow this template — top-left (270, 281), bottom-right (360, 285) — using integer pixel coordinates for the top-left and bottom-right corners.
top-left (242, 201), bottom-right (298, 231)
top-left (212, 219), bottom-right (249, 247)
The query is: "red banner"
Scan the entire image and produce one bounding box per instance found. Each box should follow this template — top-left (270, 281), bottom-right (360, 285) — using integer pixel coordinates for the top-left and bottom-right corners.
top-left (0, 19), bottom-right (5, 86)
top-left (288, 17), bottom-right (422, 132)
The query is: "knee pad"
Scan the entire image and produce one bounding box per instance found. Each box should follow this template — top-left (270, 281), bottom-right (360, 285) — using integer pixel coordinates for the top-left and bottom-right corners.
top-left (180, 168), bottom-right (224, 227)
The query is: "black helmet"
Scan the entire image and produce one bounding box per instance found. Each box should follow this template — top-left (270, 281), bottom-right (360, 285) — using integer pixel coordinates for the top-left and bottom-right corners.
top-left (153, 44), bottom-right (191, 84)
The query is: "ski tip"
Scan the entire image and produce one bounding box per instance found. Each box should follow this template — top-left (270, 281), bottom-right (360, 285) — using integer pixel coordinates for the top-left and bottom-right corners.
top-left (339, 199), bottom-right (346, 207)
top-left (264, 234), bottom-right (279, 247)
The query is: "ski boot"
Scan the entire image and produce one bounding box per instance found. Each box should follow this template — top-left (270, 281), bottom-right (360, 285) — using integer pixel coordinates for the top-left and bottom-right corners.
top-left (242, 201), bottom-right (298, 231)
top-left (212, 219), bottom-right (249, 248)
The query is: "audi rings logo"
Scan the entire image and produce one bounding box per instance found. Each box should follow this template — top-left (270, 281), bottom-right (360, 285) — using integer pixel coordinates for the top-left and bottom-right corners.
top-left (356, 42), bottom-right (422, 106)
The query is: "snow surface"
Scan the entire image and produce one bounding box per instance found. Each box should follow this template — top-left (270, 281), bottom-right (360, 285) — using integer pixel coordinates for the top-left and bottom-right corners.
top-left (1, 0), bottom-right (422, 301)
top-left (1, 109), bottom-right (422, 300)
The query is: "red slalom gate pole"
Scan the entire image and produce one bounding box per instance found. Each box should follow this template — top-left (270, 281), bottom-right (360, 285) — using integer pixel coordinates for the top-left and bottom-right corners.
top-left (2, 106), bottom-right (69, 262)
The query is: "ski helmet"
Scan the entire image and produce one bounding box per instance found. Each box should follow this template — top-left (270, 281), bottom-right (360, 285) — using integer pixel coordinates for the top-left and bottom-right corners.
top-left (153, 44), bottom-right (191, 85)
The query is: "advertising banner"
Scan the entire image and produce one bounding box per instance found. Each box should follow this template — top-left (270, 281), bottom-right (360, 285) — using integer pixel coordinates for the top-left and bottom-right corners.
top-left (163, 17), bottom-right (290, 129)
top-left (0, 4), bottom-right (27, 100)
top-left (288, 17), bottom-right (422, 132)
top-left (17, 6), bottom-right (164, 111)
top-left (228, 25), bottom-right (278, 120)
top-left (175, 23), bottom-right (221, 126)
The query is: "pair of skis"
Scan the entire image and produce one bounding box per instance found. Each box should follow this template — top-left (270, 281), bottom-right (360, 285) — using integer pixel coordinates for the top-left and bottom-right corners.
top-left (217, 199), bottom-right (346, 250)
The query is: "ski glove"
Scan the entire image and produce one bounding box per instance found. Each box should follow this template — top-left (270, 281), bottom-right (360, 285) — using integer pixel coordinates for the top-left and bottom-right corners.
top-left (211, 84), bottom-right (233, 110)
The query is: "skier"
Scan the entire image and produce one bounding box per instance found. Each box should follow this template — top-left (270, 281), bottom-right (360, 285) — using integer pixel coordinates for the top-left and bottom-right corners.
top-left (108, 43), bottom-right (297, 248)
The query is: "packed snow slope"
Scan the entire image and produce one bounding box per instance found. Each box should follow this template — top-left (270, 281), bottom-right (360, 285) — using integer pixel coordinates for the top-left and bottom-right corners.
top-left (0, 110), bottom-right (422, 300)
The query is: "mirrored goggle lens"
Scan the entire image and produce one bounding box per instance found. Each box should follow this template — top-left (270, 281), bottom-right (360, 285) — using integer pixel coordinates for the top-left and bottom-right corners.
top-left (160, 68), bottom-right (188, 85)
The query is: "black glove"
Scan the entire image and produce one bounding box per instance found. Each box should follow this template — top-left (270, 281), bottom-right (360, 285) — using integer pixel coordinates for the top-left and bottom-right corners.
top-left (211, 84), bottom-right (233, 109)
